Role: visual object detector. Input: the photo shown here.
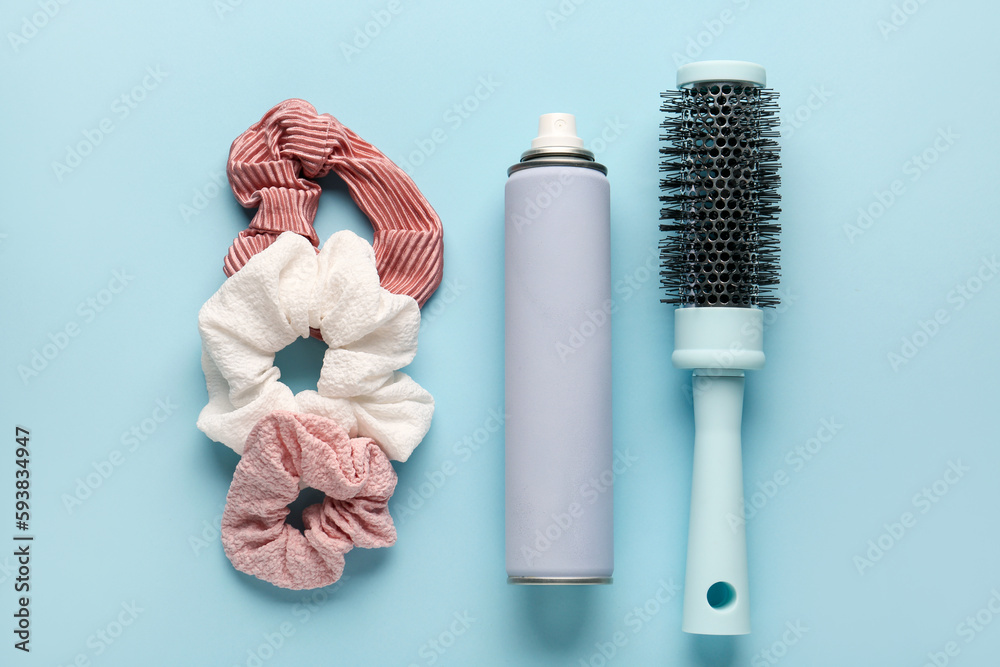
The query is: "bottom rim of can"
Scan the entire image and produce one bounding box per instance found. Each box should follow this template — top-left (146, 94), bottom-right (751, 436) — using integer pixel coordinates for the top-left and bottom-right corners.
top-left (507, 576), bottom-right (612, 586)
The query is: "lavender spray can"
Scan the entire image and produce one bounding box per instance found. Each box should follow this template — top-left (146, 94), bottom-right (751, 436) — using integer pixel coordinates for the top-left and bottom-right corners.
top-left (505, 113), bottom-right (613, 584)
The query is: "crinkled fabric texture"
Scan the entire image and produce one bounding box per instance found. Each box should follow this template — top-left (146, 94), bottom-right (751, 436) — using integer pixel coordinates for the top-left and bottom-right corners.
top-left (197, 229), bottom-right (433, 462)
top-left (222, 411), bottom-right (397, 590)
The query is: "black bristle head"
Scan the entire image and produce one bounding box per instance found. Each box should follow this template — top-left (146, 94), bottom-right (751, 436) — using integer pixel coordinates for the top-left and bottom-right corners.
top-left (659, 83), bottom-right (781, 307)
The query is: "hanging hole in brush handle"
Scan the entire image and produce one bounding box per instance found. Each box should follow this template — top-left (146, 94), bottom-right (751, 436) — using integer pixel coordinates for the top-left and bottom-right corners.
top-left (682, 369), bottom-right (750, 635)
top-left (707, 581), bottom-right (737, 609)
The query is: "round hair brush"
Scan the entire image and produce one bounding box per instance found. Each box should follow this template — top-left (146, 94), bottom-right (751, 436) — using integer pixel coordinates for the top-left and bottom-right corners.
top-left (659, 60), bottom-right (781, 635)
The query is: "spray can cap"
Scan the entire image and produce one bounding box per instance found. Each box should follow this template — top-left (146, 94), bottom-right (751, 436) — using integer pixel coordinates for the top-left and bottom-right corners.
top-left (530, 113), bottom-right (584, 149)
top-left (509, 112), bottom-right (605, 175)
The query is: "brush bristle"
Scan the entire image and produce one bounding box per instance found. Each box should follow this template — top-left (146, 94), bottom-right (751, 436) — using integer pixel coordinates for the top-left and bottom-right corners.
top-left (659, 83), bottom-right (781, 307)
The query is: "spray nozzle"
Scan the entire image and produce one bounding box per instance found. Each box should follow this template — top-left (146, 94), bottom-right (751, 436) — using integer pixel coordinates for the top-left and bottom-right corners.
top-left (531, 113), bottom-right (584, 149)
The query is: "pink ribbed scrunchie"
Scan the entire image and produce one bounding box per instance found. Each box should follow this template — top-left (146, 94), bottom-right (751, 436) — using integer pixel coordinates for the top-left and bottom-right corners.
top-left (225, 98), bottom-right (444, 307)
top-left (221, 411), bottom-right (397, 590)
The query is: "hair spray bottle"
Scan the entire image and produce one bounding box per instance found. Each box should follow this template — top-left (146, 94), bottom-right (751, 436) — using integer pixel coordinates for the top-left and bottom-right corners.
top-left (505, 113), bottom-right (612, 584)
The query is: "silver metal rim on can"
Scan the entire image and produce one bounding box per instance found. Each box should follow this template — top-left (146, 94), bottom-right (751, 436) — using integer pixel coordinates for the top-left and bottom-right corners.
top-left (507, 576), bottom-right (613, 585)
top-left (507, 146), bottom-right (607, 176)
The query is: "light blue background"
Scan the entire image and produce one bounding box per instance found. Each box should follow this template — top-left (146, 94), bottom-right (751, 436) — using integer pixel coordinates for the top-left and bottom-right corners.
top-left (3, 0), bottom-right (999, 665)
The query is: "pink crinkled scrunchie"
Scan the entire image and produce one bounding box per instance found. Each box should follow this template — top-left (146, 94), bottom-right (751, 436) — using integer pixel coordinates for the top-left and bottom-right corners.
top-left (221, 410), bottom-right (397, 590)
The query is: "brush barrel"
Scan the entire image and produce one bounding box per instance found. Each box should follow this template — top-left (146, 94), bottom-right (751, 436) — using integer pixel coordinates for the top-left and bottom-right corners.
top-left (675, 306), bottom-right (763, 635)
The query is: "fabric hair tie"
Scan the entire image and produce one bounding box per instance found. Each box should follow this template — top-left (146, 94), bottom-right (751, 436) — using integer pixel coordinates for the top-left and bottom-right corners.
top-left (225, 98), bottom-right (442, 306)
top-left (197, 99), bottom-right (443, 590)
top-left (222, 411), bottom-right (396, 591)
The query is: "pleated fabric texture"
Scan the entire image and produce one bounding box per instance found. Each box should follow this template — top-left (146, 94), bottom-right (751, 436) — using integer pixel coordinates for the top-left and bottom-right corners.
top-left (224, 98), bottom-right (444, 307)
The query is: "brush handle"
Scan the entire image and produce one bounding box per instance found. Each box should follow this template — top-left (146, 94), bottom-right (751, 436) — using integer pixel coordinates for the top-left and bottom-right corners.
top-left (682, 370), bottom-right (750, 635)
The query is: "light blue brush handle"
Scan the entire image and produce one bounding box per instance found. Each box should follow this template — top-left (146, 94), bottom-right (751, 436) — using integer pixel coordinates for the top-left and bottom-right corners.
top-left (682, 370), bottom-right (751, 635)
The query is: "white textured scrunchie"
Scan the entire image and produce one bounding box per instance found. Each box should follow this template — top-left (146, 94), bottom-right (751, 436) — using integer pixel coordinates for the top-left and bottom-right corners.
top-left (197, 230), bottom-right (433, 462)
